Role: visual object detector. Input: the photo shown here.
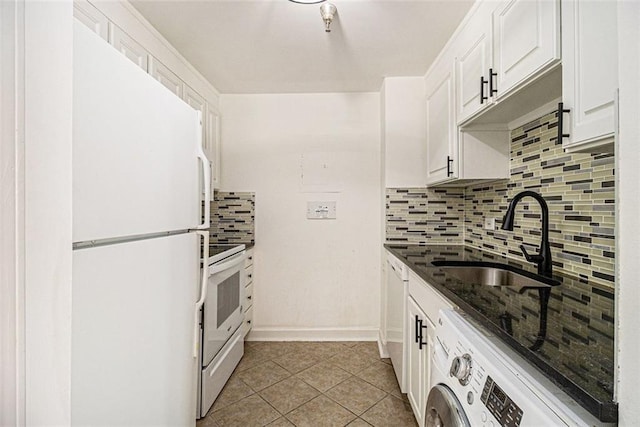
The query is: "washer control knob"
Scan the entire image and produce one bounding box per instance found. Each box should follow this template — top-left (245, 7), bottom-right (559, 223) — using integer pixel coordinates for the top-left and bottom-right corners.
top-left (449, 353), bottom-right (472, 385)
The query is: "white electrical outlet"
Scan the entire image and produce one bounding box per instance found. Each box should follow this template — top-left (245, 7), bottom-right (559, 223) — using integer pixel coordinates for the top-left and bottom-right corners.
top-left (484, 217), bottom-right (496, 230)
top-left (307, 201), bottom-right (337, 219)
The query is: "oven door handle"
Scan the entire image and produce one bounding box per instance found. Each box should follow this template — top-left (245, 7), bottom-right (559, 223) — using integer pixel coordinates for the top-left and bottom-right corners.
top-left (208, 251), bottom-right (246, 275)
top-left (194, 230), bottom-right (209, 358)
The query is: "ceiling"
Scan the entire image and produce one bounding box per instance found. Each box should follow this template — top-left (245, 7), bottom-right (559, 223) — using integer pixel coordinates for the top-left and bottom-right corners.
top-left (130, 0), bottom-right (474, 94)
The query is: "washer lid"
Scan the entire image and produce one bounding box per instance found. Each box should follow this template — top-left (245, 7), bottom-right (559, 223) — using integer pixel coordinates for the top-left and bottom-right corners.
top-left (425, 384), bottom-right (470, 427)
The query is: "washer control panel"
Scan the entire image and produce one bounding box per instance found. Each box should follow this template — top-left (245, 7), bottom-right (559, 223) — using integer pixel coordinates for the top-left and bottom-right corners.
top-left (480, 376), bottom-right (523, 427)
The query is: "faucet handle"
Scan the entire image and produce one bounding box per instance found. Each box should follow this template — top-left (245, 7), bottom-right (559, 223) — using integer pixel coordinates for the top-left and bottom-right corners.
top-left (520, 244), bottom-right (543, 263)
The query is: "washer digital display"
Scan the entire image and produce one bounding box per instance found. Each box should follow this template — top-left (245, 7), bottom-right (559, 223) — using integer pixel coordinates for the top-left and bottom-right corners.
top-left (480, 376), bottom-right (524, 427)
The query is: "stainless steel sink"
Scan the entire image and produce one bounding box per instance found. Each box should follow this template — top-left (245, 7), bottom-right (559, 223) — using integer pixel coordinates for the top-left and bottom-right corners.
top-left (437, 265), bottom-right (557, 288)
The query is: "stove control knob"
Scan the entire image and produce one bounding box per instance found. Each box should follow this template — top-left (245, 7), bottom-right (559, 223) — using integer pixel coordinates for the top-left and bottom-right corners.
top-left (449, 353), bottom-right (472, 385)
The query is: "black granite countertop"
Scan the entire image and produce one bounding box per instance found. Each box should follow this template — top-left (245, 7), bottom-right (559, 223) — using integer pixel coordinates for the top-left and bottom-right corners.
top-left (384, 244), bottom-right (617, 423)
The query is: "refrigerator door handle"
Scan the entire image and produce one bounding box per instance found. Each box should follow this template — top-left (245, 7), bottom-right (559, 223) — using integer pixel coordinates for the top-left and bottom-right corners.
top-left (197, 112), bottom-right (211, 229)
top-left (194, 230), bottom-right (209, 358)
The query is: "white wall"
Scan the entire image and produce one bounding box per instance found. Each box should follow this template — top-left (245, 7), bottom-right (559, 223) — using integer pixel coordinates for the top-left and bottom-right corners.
top-left (382, 77), bottom-right (427, 187)
top-left (616, 1), bottom-right (640, 424)
top-left (221, 93), bottom-right (382, 340)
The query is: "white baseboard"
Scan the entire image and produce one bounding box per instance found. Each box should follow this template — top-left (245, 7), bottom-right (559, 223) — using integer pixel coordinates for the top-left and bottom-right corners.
top-left (246, 327), bottom-right (379, 342)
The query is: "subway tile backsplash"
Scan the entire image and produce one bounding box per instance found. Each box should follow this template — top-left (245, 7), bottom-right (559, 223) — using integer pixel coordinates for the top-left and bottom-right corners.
top-left (209, 191), bottom-right (255, 245)
top-left (386, 110), bottom-right (616, 288)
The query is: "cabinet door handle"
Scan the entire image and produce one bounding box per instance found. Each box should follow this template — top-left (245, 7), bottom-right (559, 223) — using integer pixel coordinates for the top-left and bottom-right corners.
top-left (557, 102), bottom-right (571, 143)
top-left (446, 156), bottom-right (453, 177)
top-left (416, 317), bottom-right (428, 350)
top-left (480, 76), bottom-right (488, 104)
top-left (489, 68), bottom-right (498, 96)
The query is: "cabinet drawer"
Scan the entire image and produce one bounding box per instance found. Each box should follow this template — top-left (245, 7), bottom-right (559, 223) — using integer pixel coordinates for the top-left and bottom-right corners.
top-left (244, 283), bottom-right (253, 311)
top-left (408, 270), bottom-right (453, 322)
top-left (244, 250), bottom-right (254, 268)
top-left (243, 306), bottom-right (253, 337)
top-left (245, 264), bottom-right (254, 285)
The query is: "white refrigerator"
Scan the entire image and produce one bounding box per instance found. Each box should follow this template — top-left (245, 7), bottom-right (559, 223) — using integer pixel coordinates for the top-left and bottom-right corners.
top-left (71, 22), bottom-right (209, 426)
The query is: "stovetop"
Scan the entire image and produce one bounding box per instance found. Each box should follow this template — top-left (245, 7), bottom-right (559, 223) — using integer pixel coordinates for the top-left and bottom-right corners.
top-left (202, 244), bottom-right (245, 265)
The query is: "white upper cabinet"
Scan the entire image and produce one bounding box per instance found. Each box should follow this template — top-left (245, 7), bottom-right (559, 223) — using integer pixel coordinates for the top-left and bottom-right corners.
top-left (426, 47), bottom-right (509, 187)
top-left (149, 57), bottom-right (184, 98)
top-left (560, 0), bottom-right (618, 152)
top-left (454, 2), bottom-right (493, 123)
top-left (73, 0), bottom-right (108, 41)
top-left (109, 24), bottom-right (149, 72)
top-left (183, 84), bottom-right (206, 122)
top-left (425, 55), bottom-right (457, 186)
top-left (451, 0), bottom-right (560, 126)
top-left (491, 0), bottom-right (560, 99)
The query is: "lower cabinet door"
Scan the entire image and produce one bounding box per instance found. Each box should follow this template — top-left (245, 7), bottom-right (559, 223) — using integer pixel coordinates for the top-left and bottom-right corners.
top-left (406, 296), bottom-right (434, 427)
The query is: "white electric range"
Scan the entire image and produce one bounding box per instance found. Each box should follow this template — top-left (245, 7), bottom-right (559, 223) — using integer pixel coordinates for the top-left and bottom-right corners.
top-left (196, 244), bottom-right (246, 419)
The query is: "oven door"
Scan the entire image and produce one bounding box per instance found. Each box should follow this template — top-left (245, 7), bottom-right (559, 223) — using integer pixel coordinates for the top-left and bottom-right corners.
top-left (202, 251), bottom-right (245, 367)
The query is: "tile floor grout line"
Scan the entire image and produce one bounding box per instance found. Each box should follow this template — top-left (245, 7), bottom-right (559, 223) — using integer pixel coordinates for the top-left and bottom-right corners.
top-left (200, 341), bottom-right (416, 427)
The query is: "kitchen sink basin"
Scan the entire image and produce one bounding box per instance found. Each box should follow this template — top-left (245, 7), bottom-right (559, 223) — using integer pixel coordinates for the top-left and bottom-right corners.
top-left (431, 261), bottom-right (560, 288)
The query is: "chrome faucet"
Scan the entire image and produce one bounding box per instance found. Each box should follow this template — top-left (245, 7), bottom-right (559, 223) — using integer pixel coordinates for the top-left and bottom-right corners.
top-left (501, 191), bottom-right (553, 278)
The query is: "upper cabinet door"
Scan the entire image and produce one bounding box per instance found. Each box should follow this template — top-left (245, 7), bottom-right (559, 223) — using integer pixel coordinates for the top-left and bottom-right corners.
top-left (73, 0), bottom-right (108, 41)
top-left (149, 57), bottom-right (184, 98)
top-left (109, 23), bottom-right (149, 72)
top-left (491, 0), bottom-right (559, 98)
top-left (454, 3), bottom-right (493, 124)
top-left (561, 0), bottom-right (618, 151)
top-left (425, 58), bottom-right (457, 186)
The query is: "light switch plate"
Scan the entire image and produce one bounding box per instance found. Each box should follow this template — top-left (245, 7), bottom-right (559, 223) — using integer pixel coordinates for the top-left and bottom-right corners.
top-left (307, 201), bottom-right (336, 219)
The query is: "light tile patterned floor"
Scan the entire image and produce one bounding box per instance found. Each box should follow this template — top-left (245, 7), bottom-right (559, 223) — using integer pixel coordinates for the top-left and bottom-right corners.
top-left (197, 341), bottom-right (417, 427)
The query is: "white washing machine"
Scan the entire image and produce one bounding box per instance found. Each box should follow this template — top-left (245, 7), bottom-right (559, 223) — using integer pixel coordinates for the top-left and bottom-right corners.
top-left (426, 309), bottom-right (610, 427)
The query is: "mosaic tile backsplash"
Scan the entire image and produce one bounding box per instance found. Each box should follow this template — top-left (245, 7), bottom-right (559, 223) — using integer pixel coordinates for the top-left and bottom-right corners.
top-left (386, 188), bottom-right (464, 244)
top-left (386, 110), bottom-right (616, 288)
top-left (209, 191), bottom-right (255, 245)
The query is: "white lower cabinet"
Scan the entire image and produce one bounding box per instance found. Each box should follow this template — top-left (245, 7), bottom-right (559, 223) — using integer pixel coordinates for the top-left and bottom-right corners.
top-left (406, 296), bottom-right (434, 427)
top-left (406, 269), bottom-right (454, 426)
top-left (242, 248), bottom-right (254, 338)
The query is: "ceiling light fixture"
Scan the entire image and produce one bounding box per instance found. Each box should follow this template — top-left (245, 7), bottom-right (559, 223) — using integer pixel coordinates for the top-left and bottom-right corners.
top-left (319, 3), bottom-right (337, 33)
top-left (288, 0), bottom-right (325, 4)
